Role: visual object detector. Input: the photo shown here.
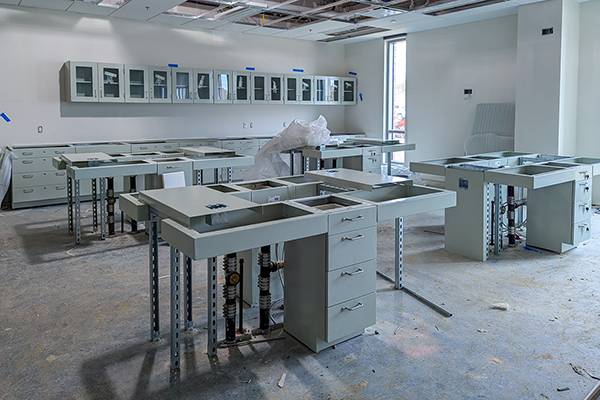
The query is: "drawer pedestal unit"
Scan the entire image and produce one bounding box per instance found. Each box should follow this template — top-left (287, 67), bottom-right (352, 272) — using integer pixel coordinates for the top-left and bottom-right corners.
top-left (284, 197), bottom-right (377, 352)
top-left (221, 139), bottom-right (260, 181)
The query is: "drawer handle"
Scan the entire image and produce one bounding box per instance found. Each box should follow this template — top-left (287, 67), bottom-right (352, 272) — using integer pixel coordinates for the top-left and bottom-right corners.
top-left (56, 186), bottom-right (66, 190)
top-left (341, 215), bottom-right (364, 222)
top-left (165, 166), bottom-right (178, 169)
top-left (22, 151), bottom-right (33, 156)
top-left (23, 189), bottom-right (34, 193)
top-left (22, 160), bottom-right (33, 164)
top-left (139, 146), bottom-right (148, 150)
top-left (342, 302), bottom-right (364, 312)
top-left (579, 172), bottom-right (590, 179)
top-left (342, 234), bottom-right (365, 241)
top-left (22, 174), bottom-right (34, 179)
top-left (341, 268), bottom-right (364, 277)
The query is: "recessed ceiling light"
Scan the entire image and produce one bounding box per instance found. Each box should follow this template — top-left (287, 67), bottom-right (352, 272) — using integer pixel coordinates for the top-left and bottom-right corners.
top-left (96, 0), bottom-right (130, 8)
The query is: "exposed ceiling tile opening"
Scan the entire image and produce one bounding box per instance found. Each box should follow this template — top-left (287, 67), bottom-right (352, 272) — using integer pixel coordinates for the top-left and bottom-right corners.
top-left (424, 0), bottom-right (509, 15)
top-left (383, 0), bottom-right (458, 12)
top-left (237, 10), bottom-right (322, 29)
top-left (319, 25), bottom-right (389, 41)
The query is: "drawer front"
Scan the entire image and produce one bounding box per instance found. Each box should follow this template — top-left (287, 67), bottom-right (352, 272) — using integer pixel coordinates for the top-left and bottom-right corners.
top-left (131, 143), bottom-right (164, 152)
top-left (573, 221), bottom-right (591, 244)
top-left (12, 185), bottom-right (67, 202)
top-left (326, 292), bottom-right (376, 342)
top-left (13, 170), bottom-right (67, 187)
top-left (575, 181), bottom-right (592, 203)
top-left (12, 148), bottom-right (44, 158)
top-left (13, 157), bottom-right (53, 173)
top-left (250, 187), bottom-right (290, 204)
top-left (574, 202), bottom-right (592, 223)
top-left (222, 139), bottom-right (256, 149)
top-left (328, 207), bottom-right (376, 235)
top-left (42, 146), bottom-right (75, 156)
top-left (328, 226), bottom-right (377, 271)
top-left (46, 184), bottom-right (68, 199)
top-left (327, 260), bottom-right (375, 307)
top-left (156, 143), bottom-right (179, 151)
top-left (75, 144), bottom-right (130, 154)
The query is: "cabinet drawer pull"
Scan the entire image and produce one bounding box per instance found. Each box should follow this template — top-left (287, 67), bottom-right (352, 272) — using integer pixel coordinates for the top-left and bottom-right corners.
top-left (341, 215), bottom-right (363, 222)
top-left (139, 146), bottom-right (148, 150)
top-left (342, 234), bottom-right (365, 241)
top-left (23, 189), bottom-right (34, 193)
top-left (341, 268), bottom-right (364, 277)
top-left (55, 186), bottom-right (66, 190)
top-left (22, 151), bottom-right (33, 156)
top-left (165, 166), bottom-right (178, 170)
top-left (22, 174), bottom-right (34, 179)
top-left (342, 302), bottom-right (364, 312)
top-left (22, 160), bottom-right (34, 164)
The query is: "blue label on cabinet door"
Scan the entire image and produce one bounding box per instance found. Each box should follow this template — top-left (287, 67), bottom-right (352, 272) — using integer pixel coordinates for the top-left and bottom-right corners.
top-left (168, 63), bottom-right (179, 68)
top-left (292, 68), bottom-right (304, 73)
top-left (0, 113), bottom-right (11, 123)
top-left (348, 71), bottom-right (358, 76)
top-left (245, 67), bottom-right (256, 71)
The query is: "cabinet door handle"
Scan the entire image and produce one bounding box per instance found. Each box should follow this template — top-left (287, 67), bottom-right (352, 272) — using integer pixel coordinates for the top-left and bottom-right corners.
top-left (341, 215), bottom-right (364, 222)
top-left (56, 186), bottom-right (66, 190)
top-left (22, 174), bottom-right (34, 179)
top-left (23, 189), bottom-right (34, 193)
top-left (22, 160), bottom-right (33, 164)
top-left (165, 166), bottom-right (178, 170)
top-left (342, 302), bottom-right (364, 312)
top-left (341, 268), bottom-right (364, 277)
top-left (342, 234), bottom-right (365, 241)
top-left (22, 151), bottom-right (33, 156)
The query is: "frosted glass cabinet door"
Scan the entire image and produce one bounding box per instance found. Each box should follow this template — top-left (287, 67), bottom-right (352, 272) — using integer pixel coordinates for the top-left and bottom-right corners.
top-left (98, 63), bottom-right (124, 103)
top-left (314, 76), bottom-right (327, 104)
top-left (125, 65), bottom-right (148, 103)
top-left (327, 77), bottom-right (340, 104)
top-left (342, 77), bottom-right (357, 105)
top-left (268, 74), bottom-right (284, 104)
top-left (149, 67), bottom-right (172, 103)
top-left (233, 72), bottom-right (251, 104)
top-left (251, 74), bottom-right (268, 104)
top-left (214, 71), bottom-right (233, 103)
top-left (172, 68), bottom-right (194, 104)
top-left (68, 62), bottom-right (98, 102)
top-left (285, 76), bottom-right (299, 104)
top-left (300, 76), bottom-right (313, 104)
top-left (194, 69), bottom-right (213, 104)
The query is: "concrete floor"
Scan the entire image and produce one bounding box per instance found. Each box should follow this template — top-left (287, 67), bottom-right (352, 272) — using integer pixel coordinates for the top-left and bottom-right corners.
top-left (1, 204), bottom-right (599, 400)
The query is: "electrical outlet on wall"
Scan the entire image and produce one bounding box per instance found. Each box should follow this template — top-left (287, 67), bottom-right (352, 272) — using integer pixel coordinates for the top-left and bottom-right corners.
top-left (249, 121), bottom-right (254, 129)
top-left (464, 89), bottom-right (473, 101)
top-left (37, 125), bottom-right (43, 134)
top-left (243, 122), bottom-right (248, 129)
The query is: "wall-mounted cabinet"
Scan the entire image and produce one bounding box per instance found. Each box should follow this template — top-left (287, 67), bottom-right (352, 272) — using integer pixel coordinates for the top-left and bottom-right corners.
top-left (98, 63), bottom-right (125, 103)
top-left (214, 70), bottom-right (233, 104)
top-left (194, 69), bottom-right (213, 104)
top-left (233, 71), bottom-right (251, 104)
top-left (125, 65), bottom-right (148, 103)
top-left (252, 73), bottom-right (268, 104)
top-left (62, 61), bottom-right (356, 106)
top-left (172, 68), bottom-right (194, 104)
top-left (341, 77), bottom-right (357, 105)
top-left (149, 67), bottom-right (172, 103)
top-left (268, 74), bottom-right (284, 104)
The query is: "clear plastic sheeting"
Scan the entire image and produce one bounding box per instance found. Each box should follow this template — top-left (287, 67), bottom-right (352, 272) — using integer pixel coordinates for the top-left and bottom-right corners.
top-left (464, 133), bottom-right (514, 156)
top-left (243, 115), bottom-right (331, 180)
top-left (0, 149), bottom-right (13, 205)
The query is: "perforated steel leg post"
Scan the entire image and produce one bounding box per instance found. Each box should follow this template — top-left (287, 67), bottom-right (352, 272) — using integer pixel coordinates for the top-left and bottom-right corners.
top-left (387, 152), bottom-right (393, 175)
top-left (394, 217), bottom-right (403, 290)
top-left (129, 176), bottom-right (138, 233)
top-left (194, 170), bottom-right (201, 185)
top-left (304, 156), bottom-right (310, 173)
top-left (92, 178), bottom-right (98, 232)
top-left (227, 167), bottom-right (232, 183)
top-left (493, 184), bottom-right (501, 255)
top-left (148, 213), bottom-right (160, 342)
top-left (99, 178), bottom-right (107, 240)
top-left (289, 153), bottom-right (295, 175)
top-left (67, 177), bottom-right (73, 234)
top-left (169, 247), bottom-right (181, 384)
top-left (107, 178), bottom-right (115, 236)
top-left (183, 255), bottom-right (194, 331)
top-left (207, 257), bottom-right (218, 358)
top-left (74, 179), bottom-right (81, 245)
top-left (214, 169), bottom-right (219, 184)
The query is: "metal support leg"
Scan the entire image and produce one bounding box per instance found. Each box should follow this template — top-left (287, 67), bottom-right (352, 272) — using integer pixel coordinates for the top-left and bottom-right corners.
top-left (107, 177), bottom-right (115, 236)
top-left (148, 213), bottom-right (160, 342)
top-left (304, 156), bottom-right (310, 173)
top-left (207, 257), bottom-right (218, 358)
top-left (289, 153), bottom-right (295, 175)
top-left (92, 178), bottom-right (98, 232)
top-left (214, 169), bottom-right (219, 184)
top-left (493, 184), bottom-right (501, 255)
top-left (74, 179), bottom-right (81, 245)
top-left (394, 217), bottom-right (403, 289)
top-left (99, 178), bottom-right (107, 240)
top-left (67, 177), bottom-right (73, 234)
top-left (129, 176), bottom-right (138, 233)
top-left (169, 247), bottom-right (181, 384)
top-left (387, 152), bottom-right (393, 175)
top-left (194, 170), bottom-right (201, 185)
top-left (227, 167), bottom-right (233, 183)
top-left (184, 255), bottom-right (193, 331)
top-left (316, 158), bottom-right (321, 170)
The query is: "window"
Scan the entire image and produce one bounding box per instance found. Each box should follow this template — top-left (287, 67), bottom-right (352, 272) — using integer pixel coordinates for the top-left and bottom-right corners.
top-left (385, 38), bottom-right (407, 163)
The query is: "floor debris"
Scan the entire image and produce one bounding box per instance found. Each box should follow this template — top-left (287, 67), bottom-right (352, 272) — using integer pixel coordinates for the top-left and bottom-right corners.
top-left (570, 363), bottom-right (600, 380)
top-left (490, 303), bottom-right (510, 311)
top-left (277, 373), bottom-right (286, 388)
top-left (556, 387), bottom-right (570, 392)
top-left (477, 329), bottom-right (488, 333)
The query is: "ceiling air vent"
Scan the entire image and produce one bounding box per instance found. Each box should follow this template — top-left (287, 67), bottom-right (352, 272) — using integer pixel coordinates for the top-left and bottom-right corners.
top-left (424, 0), bottom-right (509, 16)
top-left (319, 26), bottom-right (390, 42)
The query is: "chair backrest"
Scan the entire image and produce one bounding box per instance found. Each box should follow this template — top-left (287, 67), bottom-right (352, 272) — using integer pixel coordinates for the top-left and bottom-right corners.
top-left (160, 171), bottom-right (187, 189)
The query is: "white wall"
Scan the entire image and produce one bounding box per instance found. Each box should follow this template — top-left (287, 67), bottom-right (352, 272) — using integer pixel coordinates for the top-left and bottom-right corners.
top-left (576, 0), bottom-right (600, 202)
top-left (405, 15), bottom-right (518, 163)
top-left (344, 38), bottom-right (385, 138)
top-left (0, 6), bottom-right (347, 147)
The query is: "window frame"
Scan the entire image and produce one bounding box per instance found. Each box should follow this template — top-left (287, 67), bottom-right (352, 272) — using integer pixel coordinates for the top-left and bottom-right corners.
top-left (384, 36), bottom-right (407, 164)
